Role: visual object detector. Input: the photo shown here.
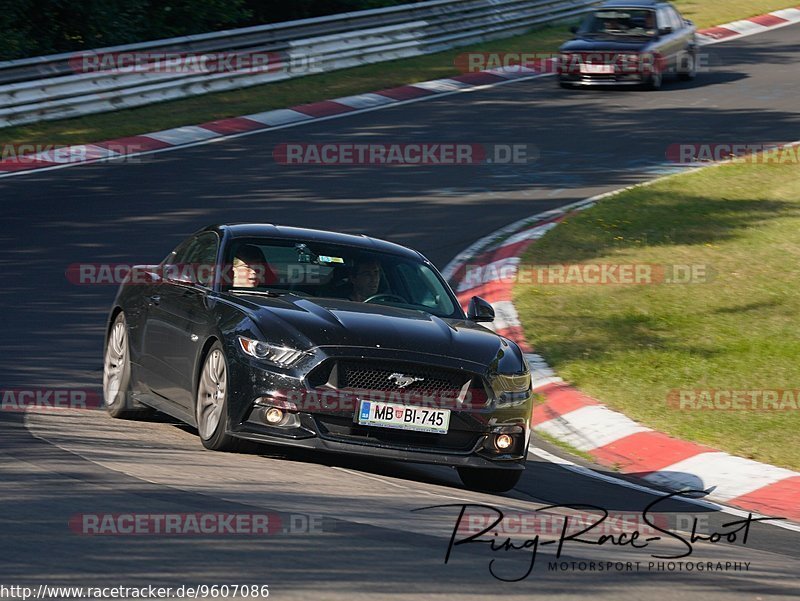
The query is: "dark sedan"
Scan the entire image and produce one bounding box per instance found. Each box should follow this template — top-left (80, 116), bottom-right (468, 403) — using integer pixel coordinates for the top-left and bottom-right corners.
top-left (102, 224), bottom-right (533, 492)
top-left (558, 0), bottom-right (697, 89)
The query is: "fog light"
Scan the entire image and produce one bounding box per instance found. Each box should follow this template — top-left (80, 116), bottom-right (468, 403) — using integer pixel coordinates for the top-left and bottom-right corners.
top-left (495, 434), bottom-right (514, 450)
top-left (265, 407), bottom-right (284, 424)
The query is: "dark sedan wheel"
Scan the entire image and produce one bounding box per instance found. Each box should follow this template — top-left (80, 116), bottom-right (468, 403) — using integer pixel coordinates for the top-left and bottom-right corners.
top-left (458, 467), bottom-right (522, 493)
top-left (678, 51), bottom-right (697, 81)
top-left (196, 343), bottom-right (241, 451)
top-left (645, 70), bottom-right (663, 90)
top-left (103, 313), bottom-right (152, 419)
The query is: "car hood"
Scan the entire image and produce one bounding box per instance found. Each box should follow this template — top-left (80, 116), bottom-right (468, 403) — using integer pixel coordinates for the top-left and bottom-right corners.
top-left (560, 37), bottom-right (652, 53)
top-left (229, 293), bottom-right (518, 368)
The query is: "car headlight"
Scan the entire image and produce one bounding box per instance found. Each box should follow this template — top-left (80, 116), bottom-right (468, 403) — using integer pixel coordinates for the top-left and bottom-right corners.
top-left (496, 373), bottom-right (532, 407)
top-left (238, 336), bottom-right (306, 367)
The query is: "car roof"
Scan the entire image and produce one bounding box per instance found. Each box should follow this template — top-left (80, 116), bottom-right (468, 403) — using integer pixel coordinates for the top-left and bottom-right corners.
top-left (198, 223), bottom-right (423, 261)
top-left (599, 0), bottom-right (662, 8)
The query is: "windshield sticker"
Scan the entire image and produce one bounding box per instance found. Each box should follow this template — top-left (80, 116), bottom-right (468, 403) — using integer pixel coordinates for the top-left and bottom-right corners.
top-left (318, 255), bottom-right (345, 264)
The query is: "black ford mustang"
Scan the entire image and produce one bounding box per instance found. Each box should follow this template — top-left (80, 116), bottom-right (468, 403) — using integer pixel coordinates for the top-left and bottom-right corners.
top-left (103, 224), bottom-right (533, 492)
top-left (558, 0), bottom-right (697, 89)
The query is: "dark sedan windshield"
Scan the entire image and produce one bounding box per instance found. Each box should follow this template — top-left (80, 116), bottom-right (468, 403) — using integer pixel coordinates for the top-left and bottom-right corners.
top-left (582, 9), bottom-right (657, 37)
top-left (224, 238), bottom-right (462, 319)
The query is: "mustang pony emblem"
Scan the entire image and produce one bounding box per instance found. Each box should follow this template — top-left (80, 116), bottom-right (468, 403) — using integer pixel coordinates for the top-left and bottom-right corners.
top-left (388, 372), bottom-right (425, 388)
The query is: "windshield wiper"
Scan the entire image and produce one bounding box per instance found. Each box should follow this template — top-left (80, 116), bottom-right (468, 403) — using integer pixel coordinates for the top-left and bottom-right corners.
top-left (599, 30), bottom-right (650, 37)
top-left (229, 288), bottom-right (288, 297)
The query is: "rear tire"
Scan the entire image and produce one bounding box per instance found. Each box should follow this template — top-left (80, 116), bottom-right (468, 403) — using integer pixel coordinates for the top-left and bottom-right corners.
top-left (196, 342), bottom-right (243, 452)
top-left (103, 312), bottom-right (153, 419)
top-left (458, 467), bottom-right (522, 493)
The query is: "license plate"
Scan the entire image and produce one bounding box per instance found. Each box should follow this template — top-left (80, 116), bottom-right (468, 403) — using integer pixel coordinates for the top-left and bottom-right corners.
top-left (357, 400), bottom-right (450, 434)
top-left (580, 63), bottom-right (615, 74)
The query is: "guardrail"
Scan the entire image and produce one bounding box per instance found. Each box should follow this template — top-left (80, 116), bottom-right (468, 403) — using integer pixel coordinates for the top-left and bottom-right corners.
top-left (0, 0), bottom-right (600, 128)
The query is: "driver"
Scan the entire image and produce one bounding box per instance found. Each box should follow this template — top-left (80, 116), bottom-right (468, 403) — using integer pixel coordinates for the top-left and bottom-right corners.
top-left (231, 245), bottom-right (277, 288)
top-left (348, 258), bottom-right (381, 302)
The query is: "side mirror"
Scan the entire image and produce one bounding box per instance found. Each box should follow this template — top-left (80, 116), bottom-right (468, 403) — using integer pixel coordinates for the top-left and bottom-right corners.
top-left (467, 296), bottom-right (495, 323)
top-left (162, 264), bottom-right (197, 286)
top-left (127, 265), bottom-right (162, 285)
top-left (569, 25), bottom-right (579, 34)
top-left (165, 273), bottom-right (196, 286)
top-left (659, 26), bottom-right (673, 35)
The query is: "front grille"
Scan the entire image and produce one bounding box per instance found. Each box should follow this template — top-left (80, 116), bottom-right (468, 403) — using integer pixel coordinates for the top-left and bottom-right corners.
top-left (338, 360), bottom-right (468, 397)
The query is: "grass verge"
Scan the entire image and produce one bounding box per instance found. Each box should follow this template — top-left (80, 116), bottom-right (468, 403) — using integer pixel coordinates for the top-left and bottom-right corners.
top-left (1, 1), bottom-right (797, 149)
top-left (514, 157), bottom-right (800, 471)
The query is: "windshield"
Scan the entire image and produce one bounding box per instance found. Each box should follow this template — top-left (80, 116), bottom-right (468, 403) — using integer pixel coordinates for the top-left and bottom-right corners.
top-left (581, 9), bottom-right (657, 36)
top-left (222, 238), bottom-right (463, 319)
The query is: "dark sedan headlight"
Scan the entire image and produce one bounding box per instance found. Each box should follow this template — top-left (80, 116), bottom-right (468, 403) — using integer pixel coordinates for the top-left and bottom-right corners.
top-left (559, 53), bottom-right (577, 71)
top-left (237, 336), bottom-right (307, 368)
top-left (496, 373), bottom-right (532, 407)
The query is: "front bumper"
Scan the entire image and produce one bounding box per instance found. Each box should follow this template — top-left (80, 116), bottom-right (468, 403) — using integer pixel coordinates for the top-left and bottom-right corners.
top-left (230, 414), bottom-right (526, 470)
top-left (559, 73), bottom-right (648, 86)
top-left (224, 345), bottom-right (532, 470)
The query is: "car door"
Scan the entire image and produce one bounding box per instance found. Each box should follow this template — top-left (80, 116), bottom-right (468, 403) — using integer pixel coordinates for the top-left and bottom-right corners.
top-left (143, 232), bottom-right (220, 414)
top-left (656, 6), bottom-right (683, 72)
top-left (669, 5), bottom-right (696, 66)
top-left (137, 237), bottom-right (193, 401)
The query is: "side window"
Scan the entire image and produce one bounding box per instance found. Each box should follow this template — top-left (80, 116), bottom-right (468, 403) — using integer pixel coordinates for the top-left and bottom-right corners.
top-left (656, 7), bottom-right (671, 31)
top-left (164, 238), bottom-right (194, 266)
top-left (668, 7), bottom-right (683, 31)
top-left (394, 262), bottom-right (455, 315)
top-left (164, 233), bottom-right (219, 286)
top-left (182, 233), bottom-right (219, 287)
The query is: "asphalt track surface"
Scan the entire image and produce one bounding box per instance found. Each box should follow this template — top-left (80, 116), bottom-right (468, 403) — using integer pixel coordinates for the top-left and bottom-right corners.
top-left (1, 23), bottom-right (799, 600)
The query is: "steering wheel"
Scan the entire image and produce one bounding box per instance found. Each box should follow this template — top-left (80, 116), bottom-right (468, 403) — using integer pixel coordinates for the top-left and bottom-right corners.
top-left (364, 293), bottom-right (408, 304)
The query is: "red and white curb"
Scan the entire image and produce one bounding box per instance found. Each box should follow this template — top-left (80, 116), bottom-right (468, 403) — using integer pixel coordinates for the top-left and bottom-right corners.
top-left (2, 7), bottom-right (799, 178)
top-left (696, 6), bottom-right (800, 44)
top-left (0, 67), bottom-right (540, 177)
top-left (443, 189), bottom-right (800, 525)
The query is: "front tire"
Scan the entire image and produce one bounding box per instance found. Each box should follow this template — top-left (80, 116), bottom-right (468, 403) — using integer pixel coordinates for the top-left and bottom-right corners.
top-left (678, 51), bottom-right (697, 81)
top-left (196, 342), bottom-right (241, 451)
top-left (103, 312), bottom-right (152, 419)
top-left (645, 70), bottom-right (663, 90)
top-left (458, 467), bottom-right (522, 493)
